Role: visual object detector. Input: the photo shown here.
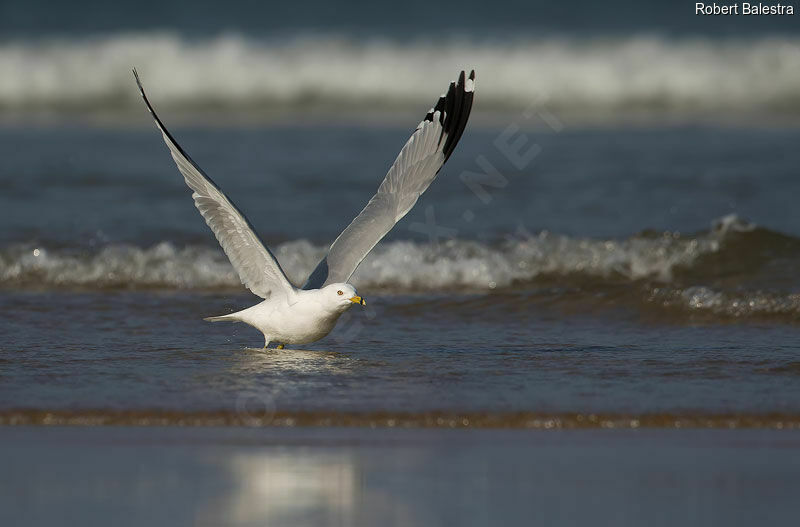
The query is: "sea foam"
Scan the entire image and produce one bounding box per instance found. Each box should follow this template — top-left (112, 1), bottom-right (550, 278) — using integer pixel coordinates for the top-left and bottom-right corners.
top-left (1, 33), bottom-right (800, 116)
top-left (0, 216), bottom-right (759, 292)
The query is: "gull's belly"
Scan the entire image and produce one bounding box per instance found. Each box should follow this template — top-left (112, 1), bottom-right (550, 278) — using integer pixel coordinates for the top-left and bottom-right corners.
top-left (245, 300), bottom-right (345, 345)
top-left (274, 312), bottom-right (340, 344)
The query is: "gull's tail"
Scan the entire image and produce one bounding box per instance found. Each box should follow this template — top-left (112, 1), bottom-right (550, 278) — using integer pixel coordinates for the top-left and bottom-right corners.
top-left (203, 314), bottom-right (239, 323)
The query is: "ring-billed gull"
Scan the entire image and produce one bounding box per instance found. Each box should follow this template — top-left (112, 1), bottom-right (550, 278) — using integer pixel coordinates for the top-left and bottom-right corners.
top-left (133, 68), bottom-right (475, 349)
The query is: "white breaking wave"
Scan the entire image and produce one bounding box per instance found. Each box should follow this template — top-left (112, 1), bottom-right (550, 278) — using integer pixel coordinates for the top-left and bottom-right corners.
top-left (649, 286), bottom-right (800, 318)
top-left (0, 218), bottom-right (751, 291)
top-left (2, 32), bottom-right (800, 114)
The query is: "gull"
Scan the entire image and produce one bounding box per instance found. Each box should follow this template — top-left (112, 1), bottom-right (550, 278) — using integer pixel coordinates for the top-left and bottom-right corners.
top-left (133, 68), bottom-right (475, 349)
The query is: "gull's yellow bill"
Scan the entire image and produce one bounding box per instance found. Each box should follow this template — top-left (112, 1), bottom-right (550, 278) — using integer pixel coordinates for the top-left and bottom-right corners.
top-left (349, 296), bottom-right (366, 306)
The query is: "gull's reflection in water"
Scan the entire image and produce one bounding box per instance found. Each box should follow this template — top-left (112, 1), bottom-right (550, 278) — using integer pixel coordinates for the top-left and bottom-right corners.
top-left (236, 348), bottom-right (353, 376)
top-left (213, 452), bottom-right (357, 525)
top-left (203, 448), bottom-right (422, 526)
top-left (219, 348), bottom-right (355, 400)
top-left (218, 348), bottom-right (367, 425)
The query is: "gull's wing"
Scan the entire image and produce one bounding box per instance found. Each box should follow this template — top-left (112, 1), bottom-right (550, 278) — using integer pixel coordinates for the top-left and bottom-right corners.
top-left (133, 69), bottom-right (295, 299)
top-left (303, 70), bottom-right (475, 290)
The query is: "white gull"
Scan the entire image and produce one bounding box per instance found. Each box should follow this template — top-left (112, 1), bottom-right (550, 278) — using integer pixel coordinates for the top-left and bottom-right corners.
top-left (133, 68), bottom-right (475, 348)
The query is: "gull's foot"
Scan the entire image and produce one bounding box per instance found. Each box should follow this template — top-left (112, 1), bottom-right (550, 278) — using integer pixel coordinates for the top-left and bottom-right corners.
top-left (277, 344), bottom-right (285, 350)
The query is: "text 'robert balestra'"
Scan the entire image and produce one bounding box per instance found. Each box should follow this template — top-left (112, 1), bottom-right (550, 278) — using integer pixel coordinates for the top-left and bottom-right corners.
top-left (696, 3), bottom-right (795, 15)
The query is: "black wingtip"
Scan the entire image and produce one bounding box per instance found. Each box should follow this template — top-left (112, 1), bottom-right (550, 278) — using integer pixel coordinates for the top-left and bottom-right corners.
top-left (416, 70), bottom-right (476, 160)
top-left (438, 69), bottom-right (475, 161)
top-left (131, 67), bottom-right (158, 118)
top-left (132, 67), bottom-right (147, 98)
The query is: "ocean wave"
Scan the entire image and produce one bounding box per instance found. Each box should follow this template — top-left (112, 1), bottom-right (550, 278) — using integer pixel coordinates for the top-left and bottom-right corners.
top-left (647, 286), bottom-right (800, 320)
top-left (0, 215), bottom-right (771, 292)
top-left (2, 33), bottom-right (800, 116)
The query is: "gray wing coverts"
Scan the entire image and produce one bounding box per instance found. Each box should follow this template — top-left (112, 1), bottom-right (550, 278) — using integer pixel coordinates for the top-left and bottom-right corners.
top-left (303, 70), bottom-right (476, 290)
top-left (133, 69), bottom-right (295, 299)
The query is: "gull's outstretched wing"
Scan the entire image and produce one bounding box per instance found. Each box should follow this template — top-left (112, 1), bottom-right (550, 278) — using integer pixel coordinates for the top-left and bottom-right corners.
top-left (133, 69), bottom-right (295, 299)
top-left (303, 70), bottom-right (475, 290)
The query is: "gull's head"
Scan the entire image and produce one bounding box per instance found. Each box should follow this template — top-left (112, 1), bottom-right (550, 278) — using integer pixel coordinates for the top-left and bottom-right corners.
top-left (322, 283), bottom-right (366, 311)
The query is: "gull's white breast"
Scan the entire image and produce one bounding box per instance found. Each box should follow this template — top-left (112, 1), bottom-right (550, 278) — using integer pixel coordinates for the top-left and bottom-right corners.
top-left (236, 292), bottom-right (346, 345)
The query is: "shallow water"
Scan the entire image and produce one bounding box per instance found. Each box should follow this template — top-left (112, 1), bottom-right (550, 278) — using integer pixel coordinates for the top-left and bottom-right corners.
top-left (1, 123), bottom-right (800, 425)
top-left (1, 290), bottom-right (799, 426)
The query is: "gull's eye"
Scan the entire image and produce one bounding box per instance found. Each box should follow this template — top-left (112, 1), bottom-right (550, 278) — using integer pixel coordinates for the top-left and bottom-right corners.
top-left (337, 290), bottom-right (343, 295)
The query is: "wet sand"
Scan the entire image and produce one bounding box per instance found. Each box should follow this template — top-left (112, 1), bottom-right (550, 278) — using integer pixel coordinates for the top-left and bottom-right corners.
top-left (2, 408), bottom-right (800, 429)
top-left (2, 426), bottom-right (799, 527)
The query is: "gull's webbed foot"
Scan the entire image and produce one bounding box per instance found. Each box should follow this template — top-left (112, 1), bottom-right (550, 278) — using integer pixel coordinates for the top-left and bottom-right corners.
top-left (277, 344), bottom-right (285, 350)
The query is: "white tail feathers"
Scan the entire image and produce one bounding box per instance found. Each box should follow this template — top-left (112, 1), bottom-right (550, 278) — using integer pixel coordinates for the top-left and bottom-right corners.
top-left (203, 315), bottom-right (237, 323)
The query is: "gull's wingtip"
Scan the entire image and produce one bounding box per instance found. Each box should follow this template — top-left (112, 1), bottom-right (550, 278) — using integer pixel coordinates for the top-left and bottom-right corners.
top-left (131, 67), bottom-right (155, 116)
top-left (131, 67), bottom-right (144, 92)
top-left (465, 69), bottom-right (476, 92)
